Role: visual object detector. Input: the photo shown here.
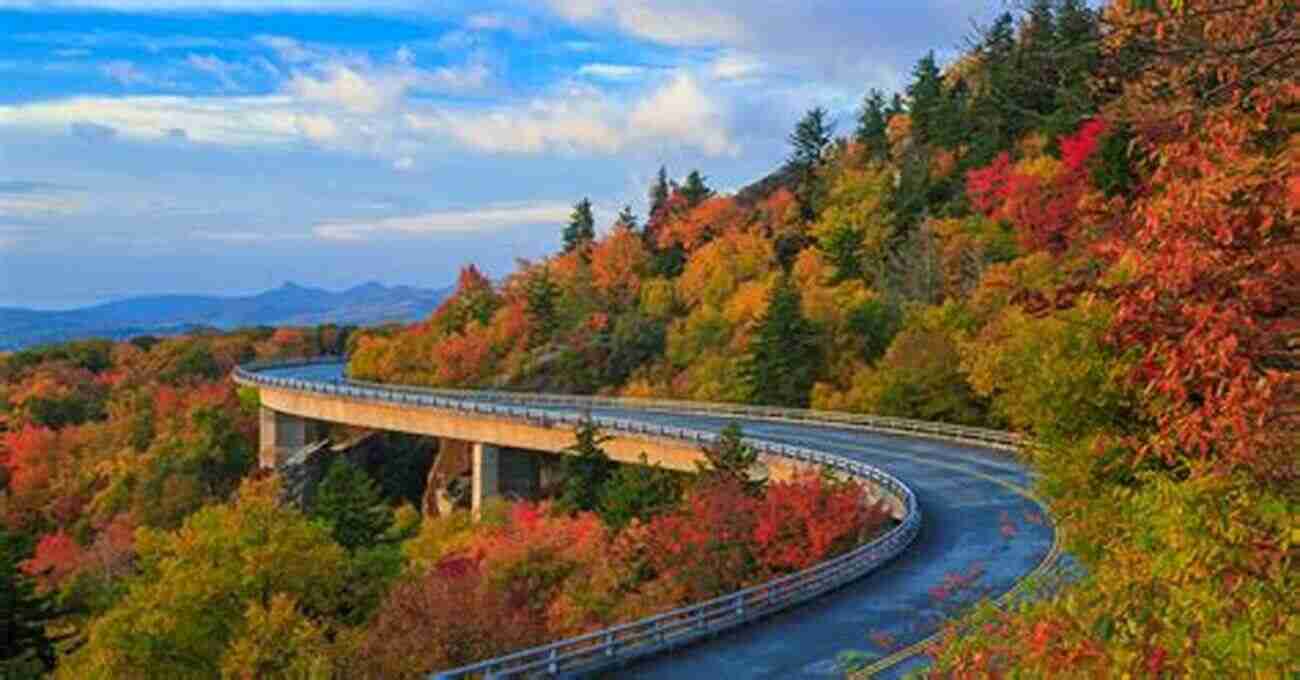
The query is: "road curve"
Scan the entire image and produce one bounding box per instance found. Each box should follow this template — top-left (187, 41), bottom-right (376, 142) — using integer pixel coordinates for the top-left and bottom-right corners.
top-left (254, 363), bottom-right (1056, 679)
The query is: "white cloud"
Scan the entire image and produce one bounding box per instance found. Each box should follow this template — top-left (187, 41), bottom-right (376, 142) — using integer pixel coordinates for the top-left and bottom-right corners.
top-left (313, 201), bottom-right (573, 241)
top-left (546, 0), bottom-right (747, 46)
top-left (628, 72), bottom-right (737, 155)
top-left (255, 35), bottom-right (322, 63)
top-left (286, 56), bottom-right (490, 114)
top-left (100, 60), bottom-right (153, 86)
top-left (578, 63), bottom-right (649, 81)
top-left (294, 113), bottom-right (340, 141)
top-left (288, 64), bottom-right (397, 114)
top-left (0, 184), bottom-right (84, 217)
top-left (466, 12), bottom-right (532, 36)
top-left (0, 95), bottom-right (304, 146)
top-left (192, 229), bottom-right (308, 243)
top-left (393, 156), bottom-right (415, 171)
top-left (408, 71), bottom-right (735, 156)
top-left (407, 94), bottom-right (625, 155)
top-left (186, 54), bottom-right (243, 90)
top-left (429, 58), bottom-right (492, 91)
top-left (708, 51), bottom-right (763, 81)
top-left (546, 1), bottom-right (992, 97)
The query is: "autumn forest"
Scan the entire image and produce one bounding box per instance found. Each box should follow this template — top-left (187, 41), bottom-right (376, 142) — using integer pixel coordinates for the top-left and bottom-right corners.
top-left (3, 0), bottom-right (1297, 677)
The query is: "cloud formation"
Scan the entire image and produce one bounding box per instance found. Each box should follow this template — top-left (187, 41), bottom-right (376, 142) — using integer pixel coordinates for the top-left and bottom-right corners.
top-left (0, 181), bottom-right (84, 218)
top-left (408, 71), bottom-right (736, 156)
top-left (313, 201), bottom-right (574, 241)
top-left (577, 63), bottom-right (650, 81)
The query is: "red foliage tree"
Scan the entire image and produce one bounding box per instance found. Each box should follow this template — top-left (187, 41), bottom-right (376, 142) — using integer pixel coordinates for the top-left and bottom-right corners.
top-left (1104, 91), bottom-right (1298, 476)
top-left (21, 530), bottom-right (86, 588)
top-left (966, 120), bottom-right (1108, 255)
top-left (360, 565), bottom-right (548, 679)
top-left (752, 475), bottom-right (886, 575)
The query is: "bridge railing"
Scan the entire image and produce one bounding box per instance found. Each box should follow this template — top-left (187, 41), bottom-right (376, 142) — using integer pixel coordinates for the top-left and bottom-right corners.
top-left (232, 359), bottom-right (1018, 679)
top-left (236, 357), bottom-right (1018, 452)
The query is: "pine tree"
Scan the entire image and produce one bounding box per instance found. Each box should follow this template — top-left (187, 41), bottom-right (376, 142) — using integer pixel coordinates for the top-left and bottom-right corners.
top-left (821, 222), bottom-right (866, 283)
top-left (887, 93), bottom-right (906, 119)
top-left (788, 107), bottom-right (835, 173)
top-left (696, 423), bottom-right (765, 495)
top-left (598, 454), bottom-right (682, 529)
top-left (847, 297), bottom-right (903, 364)
top-left (311, 458), bottom-right (394, 551)
top-left (741, 276), bottom-right (821, 408)
top-left (788, 107), bottom-right (835, 218)
top-left (1, 529), bottom-right (57, 676)
top-left (966, 12), bottom-right (1019, 166)
top-left (1049, 0), bottom-right (1101, 135)
top-left (680, 171), bottom-right (713, 207)
top-left (1016, 0), bottom-right (1061, 120)
top-left (855, 88), bottom-right (890, 160)
top-left (525, 269), bottom-right (560, 348)
top-left (614, 204), bottom-right (638, 232)
top-left (558, 421), bottom-right (615, 514)
top-left (562, 198), bottom-right (596, 253)
top-left (648, 165), bottom-right (670, 217)
top-left (906, 52), bottom-right (945, 144)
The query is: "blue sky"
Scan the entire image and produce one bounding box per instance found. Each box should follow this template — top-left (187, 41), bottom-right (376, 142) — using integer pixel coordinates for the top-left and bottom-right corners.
top-left (0, 0), bottom-right (999, 308)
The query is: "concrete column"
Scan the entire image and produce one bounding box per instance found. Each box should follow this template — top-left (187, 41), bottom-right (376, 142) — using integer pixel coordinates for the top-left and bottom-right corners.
top-left (422, 438), bottom-right (473, 518)
top-left (259, 407), bottom-right (322, 470)
top-left (472, 442), bottom-right (501, 513)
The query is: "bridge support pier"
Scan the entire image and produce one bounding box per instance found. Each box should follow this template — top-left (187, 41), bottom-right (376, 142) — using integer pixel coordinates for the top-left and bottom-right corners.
top-left (472, 442), bottom-right (501, 514)
top-left (259, 407), bottom-right (324, 469)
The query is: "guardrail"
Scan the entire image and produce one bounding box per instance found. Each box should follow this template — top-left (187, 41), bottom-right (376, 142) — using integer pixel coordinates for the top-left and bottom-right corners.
top-left (232, 358), bottom-right (1015, 679)
top-left (236, 357), bottom-right (1019, 452)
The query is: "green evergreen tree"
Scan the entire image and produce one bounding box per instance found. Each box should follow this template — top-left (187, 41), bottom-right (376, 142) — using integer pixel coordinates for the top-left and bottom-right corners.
top-left (741, 276), bottom-right (822, 408)
top-left (788, 107), bottom-right (836, 218)
top-left (848, 297), bottom-right (903, 364)
top-left (562, 198), bottom-right (596, 253)
top-left (1, 529), bottom-right (57, 676)
top-left (855, 88), bottom-right (891, 160)
top-left (557, 421), bottom-right (615, 514)
top-left (887, 93), bottom-right (906, 119)
top-left (311, 458), bottom-right (394, 551)
top-left (696, 423), bottom-right (765, 495)
top-left (614, 204), bottom-right (638, 232)
top-left (648, 165), bottom-right (671, 217)
top-left (788, 106), bottom-right (835, 171)
top-left (680, 170), bottom-right (713, 207)
top-left (1015, 0), bottom-right (1062, 124)
top-left (906, 52), bottom-right (946, 144)
top-left (820, 222), bottom-right (866, 283)
top-left (1047, 0), bottom-right (1101, 138)
top-left (525, 269), bottom-right (560, 348)
top-left (966, 12), bottom-right (1019, 166)
top-left (598, 454), bottom-right (682, 530)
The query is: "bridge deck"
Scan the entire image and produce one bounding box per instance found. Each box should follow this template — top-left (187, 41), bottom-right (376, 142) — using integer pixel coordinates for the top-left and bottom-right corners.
top-left (243, 362), bottom-right (1055, 679)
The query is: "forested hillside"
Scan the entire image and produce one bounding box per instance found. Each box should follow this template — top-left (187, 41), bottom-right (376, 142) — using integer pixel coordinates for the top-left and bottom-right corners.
top-left (1, 0), bottom-right (1293, 677)
top-left (351, 0), bottom-right (1299, 675)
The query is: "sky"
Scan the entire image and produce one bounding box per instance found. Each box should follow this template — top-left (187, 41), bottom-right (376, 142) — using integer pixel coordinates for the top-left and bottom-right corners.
top-left (0, 0), bottom-right (1002, 308)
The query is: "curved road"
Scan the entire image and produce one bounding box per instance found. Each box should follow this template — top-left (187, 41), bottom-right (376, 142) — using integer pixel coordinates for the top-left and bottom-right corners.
top-left (259, 363), bottom-right (1055, 679)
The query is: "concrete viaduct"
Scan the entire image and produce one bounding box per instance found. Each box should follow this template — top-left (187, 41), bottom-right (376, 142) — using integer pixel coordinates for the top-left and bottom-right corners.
top-left (234, 359), bottom-right (1058, 679)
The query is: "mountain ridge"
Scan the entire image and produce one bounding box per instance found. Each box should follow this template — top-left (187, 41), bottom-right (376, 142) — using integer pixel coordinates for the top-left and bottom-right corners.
top-left (0, 281), bottom-right (451, 351)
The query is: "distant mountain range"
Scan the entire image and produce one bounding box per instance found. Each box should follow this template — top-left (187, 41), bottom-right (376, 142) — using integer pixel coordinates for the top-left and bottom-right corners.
top-left (0, 281), bottom-right (451, 351)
